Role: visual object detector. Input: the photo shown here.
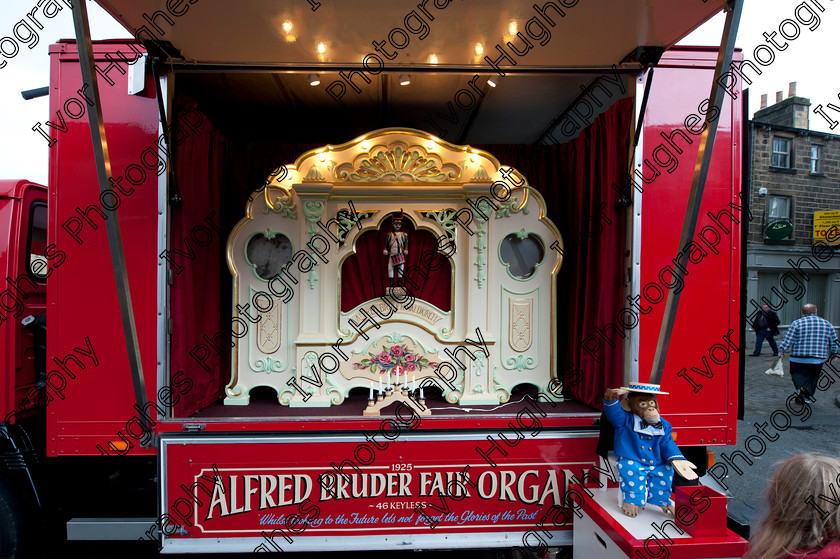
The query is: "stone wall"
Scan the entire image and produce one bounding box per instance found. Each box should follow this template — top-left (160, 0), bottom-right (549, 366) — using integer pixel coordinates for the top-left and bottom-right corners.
top-left (749, 124), bottom-right (840, 246)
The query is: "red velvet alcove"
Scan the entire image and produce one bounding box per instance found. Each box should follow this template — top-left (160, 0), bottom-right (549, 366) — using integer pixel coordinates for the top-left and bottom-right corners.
top-left (340, 214), bottom-right (451, 313)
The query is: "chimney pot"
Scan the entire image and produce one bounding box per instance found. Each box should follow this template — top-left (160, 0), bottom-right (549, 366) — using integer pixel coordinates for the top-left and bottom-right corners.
top-left (789, 82), bottom-right (797, 97)
top-left (776, 91), bottom-right (783, 103)
top-left (760, 94), bottom-right (768, 109)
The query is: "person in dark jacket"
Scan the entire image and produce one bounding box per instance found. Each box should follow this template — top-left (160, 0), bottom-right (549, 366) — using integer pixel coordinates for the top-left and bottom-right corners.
top-left (751, 303), bottom-right (781, 356)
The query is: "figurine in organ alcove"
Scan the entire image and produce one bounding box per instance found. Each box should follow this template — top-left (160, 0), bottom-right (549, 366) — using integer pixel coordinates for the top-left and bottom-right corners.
top-left (383, 211), bottom-right (409, 288)
top-left (603, 383), bottom-right (698, 517)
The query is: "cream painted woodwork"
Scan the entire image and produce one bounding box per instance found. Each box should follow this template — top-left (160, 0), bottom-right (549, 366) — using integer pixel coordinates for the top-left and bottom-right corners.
top-left (225, 129), bottom-right (562, 407)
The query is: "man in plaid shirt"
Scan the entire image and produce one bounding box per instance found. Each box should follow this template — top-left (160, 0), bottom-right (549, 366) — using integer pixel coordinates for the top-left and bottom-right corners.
top-left (777, 304), bottom-right (840, 404)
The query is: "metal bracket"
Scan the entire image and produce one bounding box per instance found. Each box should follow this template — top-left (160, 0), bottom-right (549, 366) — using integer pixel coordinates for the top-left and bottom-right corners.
top-left (71, 1), bottom-right (151, 442)
top-left (127, 54), bottom-right (146, 95)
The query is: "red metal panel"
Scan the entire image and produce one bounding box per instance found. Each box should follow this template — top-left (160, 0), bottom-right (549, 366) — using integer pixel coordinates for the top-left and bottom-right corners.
top-left (160, 432), bottom-right (599, 552)
top-left (638, 48), bottom-right (743, 446)
top-left (46, 42), bottom-right (159, 456)
top-left (0, 180), bottom-right (48, 423)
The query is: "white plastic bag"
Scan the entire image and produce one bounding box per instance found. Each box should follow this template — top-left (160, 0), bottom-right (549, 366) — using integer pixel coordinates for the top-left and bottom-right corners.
top-left (765, 357), bottom-right (784, 377)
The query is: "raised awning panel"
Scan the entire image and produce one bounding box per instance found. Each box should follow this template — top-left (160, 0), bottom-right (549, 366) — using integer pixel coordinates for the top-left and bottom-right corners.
top-left (94, 0), bottom-right (724, 70)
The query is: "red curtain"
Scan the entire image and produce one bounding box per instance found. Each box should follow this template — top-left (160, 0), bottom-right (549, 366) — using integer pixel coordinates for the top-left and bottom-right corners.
top-left (554, 97), bottom-right (632, 409)
top-left (341, 216), bottom-right (451, 312)
top-left (475, 96), bottom-right (633, 409)
top-left (170, 101), bottom-right (226, 417)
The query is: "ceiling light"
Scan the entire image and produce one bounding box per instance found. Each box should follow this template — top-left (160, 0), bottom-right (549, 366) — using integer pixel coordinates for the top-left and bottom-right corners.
top-left (399, 74), bottom-right (411, 86)
top-left (282, 20), bottom-right (293, 33)
top-left (429, 53), bottom-right (439, 64)
top-left (509, 21), bottom-right (517, 35)
top-left (487, 77), bottom-right (498, 87)
top-left (309, 74), bottom-right (320, 86)
top-left (317, 42), bottom-right (327, 54)
top-left (474, 43), bottom-right (484, 55)
top-left (361, 140), bottom-right (370, 150)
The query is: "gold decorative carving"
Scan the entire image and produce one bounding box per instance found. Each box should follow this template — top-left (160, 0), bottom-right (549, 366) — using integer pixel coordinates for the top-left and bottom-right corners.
top-left (265, 188), bottom-right (296, 218)
top-left (509, 297), bottom-right (533, 352)
top-left (304, 166), bottom-right (325, 182)
top-left (471, 167), bottom-right (491, 181)
top-left (333, 140), bottom-right (462, 182)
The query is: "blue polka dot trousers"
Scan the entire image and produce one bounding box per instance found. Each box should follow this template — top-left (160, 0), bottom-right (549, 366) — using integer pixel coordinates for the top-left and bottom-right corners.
top-left (616, 457), bottom-right (673, 506)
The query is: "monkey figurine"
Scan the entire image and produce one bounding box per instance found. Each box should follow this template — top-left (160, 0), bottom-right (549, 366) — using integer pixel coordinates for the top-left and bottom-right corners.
top-left (603, 383), bottom-right (698, 517)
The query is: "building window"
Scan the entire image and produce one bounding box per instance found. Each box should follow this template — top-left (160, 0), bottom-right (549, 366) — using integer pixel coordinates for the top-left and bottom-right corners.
top-left (765, 195), bottom-right (793, 241)
top-left (772, 138), bottom-right (791, 168)
top-left (768, 195), bottom-right (790, 221)
top-left (811, 145), bottom-right (822, 174)
top-left (27, 202), bottom-right (48, 281)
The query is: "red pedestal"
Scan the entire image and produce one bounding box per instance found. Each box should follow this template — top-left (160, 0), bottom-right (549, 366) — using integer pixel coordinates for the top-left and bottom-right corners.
top-left (572, 485), bottom-right (748, 559)
top-left (675, 486), bottom-right (728, 537)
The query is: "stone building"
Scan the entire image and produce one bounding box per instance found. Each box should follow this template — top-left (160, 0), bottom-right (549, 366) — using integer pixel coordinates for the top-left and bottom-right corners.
top-left (746, 83), bottom-right (840, 332)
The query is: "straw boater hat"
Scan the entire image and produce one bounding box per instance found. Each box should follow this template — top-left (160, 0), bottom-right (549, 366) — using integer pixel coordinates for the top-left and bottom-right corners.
top-left (616, 382), bottom-right (668, 411)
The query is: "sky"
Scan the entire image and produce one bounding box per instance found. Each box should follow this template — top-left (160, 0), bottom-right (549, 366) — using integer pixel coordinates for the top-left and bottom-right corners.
top-left (678, 0), bottom-right (837, 133)
top-left (0, 1), bottom-right (130, 185)
top-left (0, 0), bottom-right (836, 185)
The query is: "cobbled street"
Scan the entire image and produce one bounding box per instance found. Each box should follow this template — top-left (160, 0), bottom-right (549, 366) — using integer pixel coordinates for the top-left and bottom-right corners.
top-left (711, 341), bottom-right (840, 533)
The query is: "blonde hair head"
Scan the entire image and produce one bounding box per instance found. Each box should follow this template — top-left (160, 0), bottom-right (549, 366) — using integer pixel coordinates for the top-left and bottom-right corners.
top-left (745, 454), bottom-right (840, 559)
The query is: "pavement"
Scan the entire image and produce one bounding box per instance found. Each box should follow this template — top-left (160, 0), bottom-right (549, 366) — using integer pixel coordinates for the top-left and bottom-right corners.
top-left (709, 341), bottom-right (840, 537)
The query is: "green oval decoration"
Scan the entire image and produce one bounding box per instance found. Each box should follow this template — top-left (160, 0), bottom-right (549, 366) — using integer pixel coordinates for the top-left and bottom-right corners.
top-left (765, 220), bottom-right (793, 240)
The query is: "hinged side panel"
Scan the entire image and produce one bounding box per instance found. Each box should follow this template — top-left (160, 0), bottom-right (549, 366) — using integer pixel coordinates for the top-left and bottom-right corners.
top-left (46, 41), bottom-right (160, 456)
top-left (637, 49), bottom-right (743, 446)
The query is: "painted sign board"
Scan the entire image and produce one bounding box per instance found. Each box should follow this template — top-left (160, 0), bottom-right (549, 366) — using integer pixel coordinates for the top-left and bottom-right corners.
top-left (160, 430), bottom-right (600, 553)
top-left (813, 211), bottom-right (840, 246)
top-left (765, 220), bottom-right (793, 241)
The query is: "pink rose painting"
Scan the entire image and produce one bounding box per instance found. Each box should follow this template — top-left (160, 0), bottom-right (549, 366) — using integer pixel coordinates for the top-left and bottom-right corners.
top-left (353, 344), bottom-right (436, 374)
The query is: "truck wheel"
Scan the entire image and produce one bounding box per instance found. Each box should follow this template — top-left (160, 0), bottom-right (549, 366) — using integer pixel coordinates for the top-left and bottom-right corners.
top-left (0, 476), bottom-right (24, 559)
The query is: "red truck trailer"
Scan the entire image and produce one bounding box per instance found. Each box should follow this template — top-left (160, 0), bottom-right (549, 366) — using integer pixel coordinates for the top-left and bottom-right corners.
top-left (1, 1), bottom-right (747, 556)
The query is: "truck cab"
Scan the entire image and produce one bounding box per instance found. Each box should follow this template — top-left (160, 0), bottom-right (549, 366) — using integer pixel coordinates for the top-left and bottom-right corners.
top-left (0, 179), bottom-right (51, 425)
top-left (0, 179), bottom-right (50, 557)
